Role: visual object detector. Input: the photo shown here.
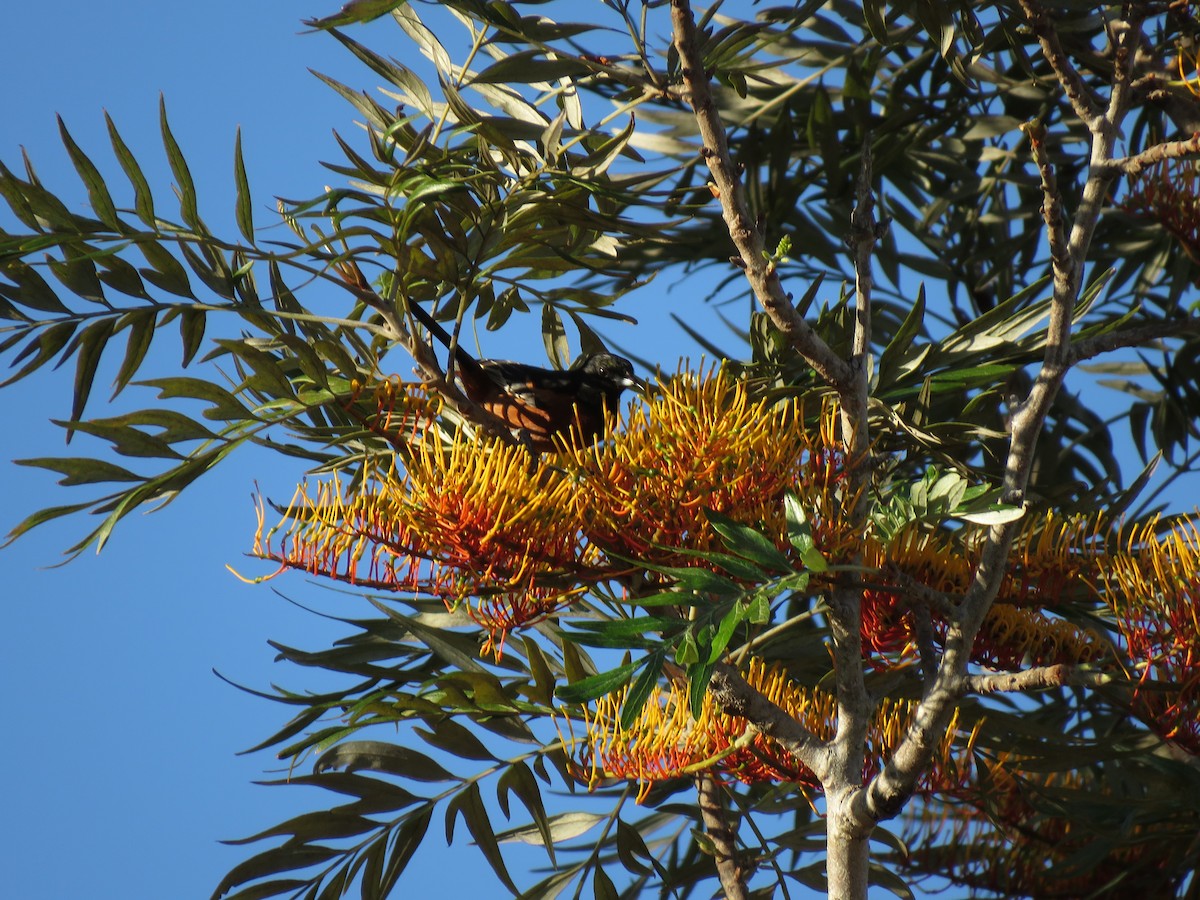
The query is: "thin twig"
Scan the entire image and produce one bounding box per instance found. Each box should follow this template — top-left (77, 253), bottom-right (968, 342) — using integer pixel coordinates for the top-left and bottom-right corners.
top-left (1113, 132), bottom-right (1200, 175)
top-left (332, 257), bottom-right (522, 444)
top-left (965, 664), bottom-right (1113, 694)
top-left (1016, 0), bottom-right (1103, 128)
top-left (1068, 317), bottom-right (1200, 365)
top-left (845, 134), bottom-right (879, 463)
top-left (855, 4), bottom-right (1147, 831)
top-left (668, 0), bottom-right (853, 391)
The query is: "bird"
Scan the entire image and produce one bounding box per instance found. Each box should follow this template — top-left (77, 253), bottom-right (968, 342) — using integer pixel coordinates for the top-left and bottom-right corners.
top-left (404, 299), bottom-right (641, 452)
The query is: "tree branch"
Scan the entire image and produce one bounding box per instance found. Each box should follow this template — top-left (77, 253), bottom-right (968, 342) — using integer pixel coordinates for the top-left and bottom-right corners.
top-left (1068, 317), bottom-right (1200, 365)
top-left (1112, 132), bottom-right (1200, 176)
top-left (1004, 120), bottom-right (1077, 504)
top-left (694, 774), bottom-right (750, 900)
top-left (668, 0), bottom-right (853, 392)
top-left (707, 663), bottom-right (829, 780)
top-left (822, 141), bottom-right (883, 804)
top-left (965, 664), bottom-right (1114, 694)
top-left (1016, 0), bottom-right (1103, 128)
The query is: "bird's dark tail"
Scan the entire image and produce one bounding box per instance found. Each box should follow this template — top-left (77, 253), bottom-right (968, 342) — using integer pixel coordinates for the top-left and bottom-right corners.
top-left (402, 299), bottom-right (483, 377)
top-left (330, 258), bottom-right (483, 377)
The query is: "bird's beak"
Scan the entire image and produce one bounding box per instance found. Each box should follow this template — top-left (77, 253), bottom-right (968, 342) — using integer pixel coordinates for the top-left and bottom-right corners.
top-left (625, 374), bottom-right (648, 394)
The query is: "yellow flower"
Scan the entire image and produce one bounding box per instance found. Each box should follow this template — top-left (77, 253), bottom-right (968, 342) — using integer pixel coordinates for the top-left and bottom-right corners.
top-left (566, 658), bottom-right (974, 801)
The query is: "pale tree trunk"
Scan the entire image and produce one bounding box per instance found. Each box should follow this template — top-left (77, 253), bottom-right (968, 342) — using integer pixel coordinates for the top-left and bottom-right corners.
top-left (825, 799), bottom-right (870, 900)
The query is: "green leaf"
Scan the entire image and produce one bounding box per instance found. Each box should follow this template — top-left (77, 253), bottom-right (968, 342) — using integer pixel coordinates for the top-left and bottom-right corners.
top-left (0, 320), bottom-right (77, 387)
top-left (704, 508), bottom-right (793, 572)
top-left (233, 128), bottom-right (255, 242)
top-left (415, 716), bottom-right (497, 762)
top-left (55, 416), bottom-right (180, 459)
top-left (307, 0), bottom-right (408, 29)
top-left (160, 96), bottom-right (199, 229)
top-left (376, 806), bottom-right (432, 895)
top-left (640, 562), bottom-right (743, 598)
top-left (593, 866), bottom-right (619, 900)
top-left (365, 601), bottom-right (487, 673)
top-left (3, 261), bottom-right (70, 314)
top-left (555, 659), bottom-right (640, 704)
top-left (542, 302), bottom-right (568, 368)
top-left (259, 772), bottom-right (421, 809)
top-left (746, 593), bottom-right (772, 624)
top-left (615, 819), bottom-right (656, 876)
top-left (619, 649), bottom-right (666, 729)
top-left (706, 550), bottom-right (770, 582)
top-left (218, 339), bottom-right (295, 399)
top-left (0, 161), bottom-right (41, 230)
top-left (676, 630), bottom-right (700, 666)
top-left (216, 878), bottom-right (311, 900)
top-left (96, 253), bottom-right (151, 300)
top-left (521, 635), bottom-right (557, 707)
top-left (445, 783), bottom-right (519, 894)
top-left (955, 505), bottom-right (1026, 525)
top-left (496, 811), bottom-right (604, 846)
top-left (564, 616), bottom-right (672, 649)
top-left (70, 317), bottom-right (118, 426)
top-left (497, 762), bottom-right (555, 864)
top-left (138, 376), bottom-right (251, 422)
top-left (707, 603), bottom-right (744, 663)
top-left (179, 307), bottom-right (206, 367)
top-left (471, 51), bottom-right (589, 85)
top-left (14, 456), bottom-right (142, 487)
top-left (3, 497), bottom-right (98, 546)
top-left (688, 659), bottom-right (717, 720)
top-left (57, 115), bottom-right (121, 231)
top-left (878, 284), bottom-right (926, 383)
top-left (138, 240), bottom-right (193, 298)
top-left (314, 740), bottom-right (455, 782)
top-left (48, 254), bottom-right (105, 304)
top-left (222, 809), bottom-right (380, 847)
top-left (112, 309), bottom-right (157, 396)
top-left (105, 111), bottom-right (155, 228)
top-left (784, 494), bottom-right (829, 572)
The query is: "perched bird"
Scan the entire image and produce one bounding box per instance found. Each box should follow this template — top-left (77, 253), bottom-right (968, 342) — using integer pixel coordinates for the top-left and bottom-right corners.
top-left (405, 300), bottom-right (640, 452)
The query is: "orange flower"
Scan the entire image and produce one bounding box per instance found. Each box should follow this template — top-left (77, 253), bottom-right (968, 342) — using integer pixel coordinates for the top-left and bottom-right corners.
top-left (1121, 158), bottom-right (1200, 273)
top-left (1101, 514), bottom-right (1200, 750)
top-left (252, 412), bottom-right (607, 653)
top-left (566, 658), bottom-right (975, 801)
top-left (563, 366), bottom-right (850, 568)
top-left (251, 368), bottom-right (850, 654)
top-left (864, 514), bottom-right (1108, 670)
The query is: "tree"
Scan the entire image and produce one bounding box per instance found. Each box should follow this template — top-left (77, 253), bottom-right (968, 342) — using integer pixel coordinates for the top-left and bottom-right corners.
top-left (5, 0), bottom-right (1200, 897)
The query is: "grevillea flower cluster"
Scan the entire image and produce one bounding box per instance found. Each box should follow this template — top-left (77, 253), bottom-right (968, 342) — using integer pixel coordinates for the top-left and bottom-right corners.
top-left (859, 514), bottom-right (1110, 671)
top-left (559, 368), bottom-right (851, 567)
top-left (1101, 515), bottom-right (1200, 752)
top-left (564, 658), bottom-right (978, 802)
top-left (247, 363), bottom-right (1200, 793)
top-left (252, 367), bottom-right (842, 654)
top-left (1121, 157), bottom-right (1200, 274)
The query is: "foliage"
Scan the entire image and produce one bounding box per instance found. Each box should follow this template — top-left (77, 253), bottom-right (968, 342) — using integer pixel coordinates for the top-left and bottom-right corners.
top-left (6, 1), bottom-right (1200, 898)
